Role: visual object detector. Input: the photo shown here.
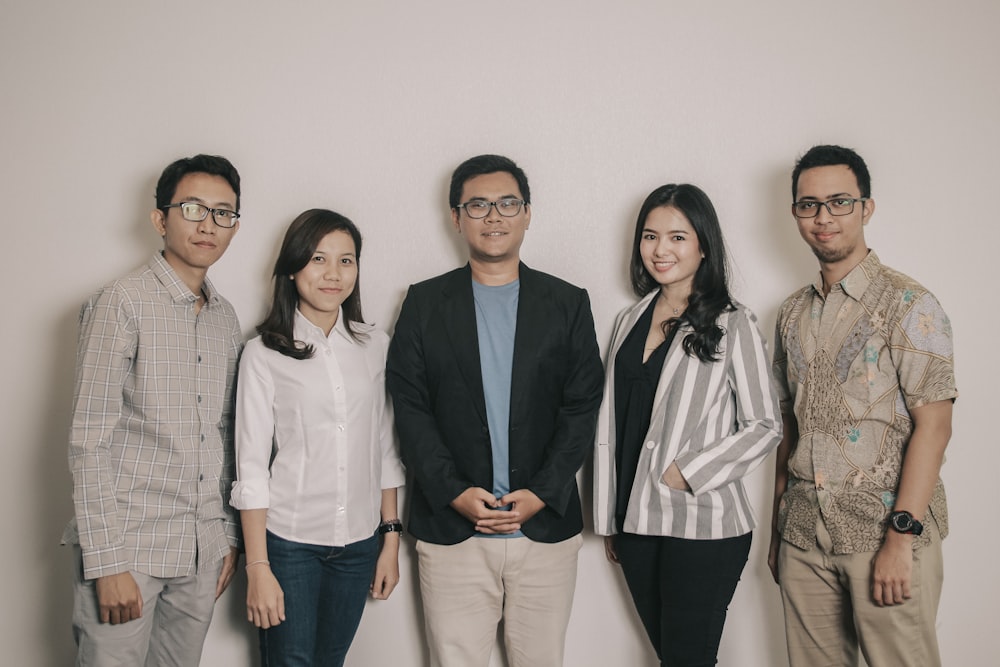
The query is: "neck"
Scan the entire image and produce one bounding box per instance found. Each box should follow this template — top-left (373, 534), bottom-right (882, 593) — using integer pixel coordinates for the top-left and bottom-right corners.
top-left (469, 257), bottom-right (520, 286)
top-left (818, 249), bottom-right (869, 295)
top-left (162, 251), bottom-right (207, 297)
top-left (658, 285), bottom-right (691, 313)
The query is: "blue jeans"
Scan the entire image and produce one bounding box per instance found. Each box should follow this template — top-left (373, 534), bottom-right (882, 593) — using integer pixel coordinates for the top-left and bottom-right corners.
top-left (260, 531), bottom-right (378, 667)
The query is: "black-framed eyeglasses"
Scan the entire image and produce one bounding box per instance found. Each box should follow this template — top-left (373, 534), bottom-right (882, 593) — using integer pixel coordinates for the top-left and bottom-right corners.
top-left (792, 197), bottom-right (868, 219)
top-left (456, 198), bottom-right (526, 219)
top-left (163, 202), bottom-right (240, 228)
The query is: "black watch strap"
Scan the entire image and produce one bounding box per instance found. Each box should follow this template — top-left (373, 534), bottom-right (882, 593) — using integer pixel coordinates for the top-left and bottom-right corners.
top-left (378, 519), bottom-right (403, 535)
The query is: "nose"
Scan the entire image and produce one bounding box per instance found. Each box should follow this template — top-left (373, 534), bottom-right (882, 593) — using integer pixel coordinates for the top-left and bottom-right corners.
top-left (484, 201), bottom-right (502, 223)
top-left (814, 202), bottom-right (835, 224)
top-left (196, 213), bottom-right (217, 234)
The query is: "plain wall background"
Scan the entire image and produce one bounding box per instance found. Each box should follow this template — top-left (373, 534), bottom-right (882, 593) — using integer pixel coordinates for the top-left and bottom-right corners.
top-left (2, 1), bottom-right (996, 665)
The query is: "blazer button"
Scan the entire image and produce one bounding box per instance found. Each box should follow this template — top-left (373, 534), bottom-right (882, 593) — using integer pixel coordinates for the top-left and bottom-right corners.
top-left (645, 440), bottom-right (655, 449)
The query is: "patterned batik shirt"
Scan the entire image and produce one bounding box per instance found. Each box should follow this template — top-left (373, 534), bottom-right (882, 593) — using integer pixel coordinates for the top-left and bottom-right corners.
top-left (773, 251), bottom-right (957, 554)
top-left (64, 252), bottom-right (243, 579)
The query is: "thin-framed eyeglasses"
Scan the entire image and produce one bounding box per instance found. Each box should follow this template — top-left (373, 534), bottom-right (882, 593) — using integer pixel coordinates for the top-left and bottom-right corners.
top-left (456, 198), bottom-right (526, 219)
top-left (792, 197), bottom-right (868, 219)
top-left (163, 202), bottom-right (240, 228)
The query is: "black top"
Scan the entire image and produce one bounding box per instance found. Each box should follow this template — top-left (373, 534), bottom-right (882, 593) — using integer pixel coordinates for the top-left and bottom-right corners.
top-left (613, 298), bottom-right (678, 531)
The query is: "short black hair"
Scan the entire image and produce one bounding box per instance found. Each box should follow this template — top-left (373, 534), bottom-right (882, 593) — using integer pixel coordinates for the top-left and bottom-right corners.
top-left (155, 154), bottom-right (241, 212)
top-left (448, 154), bottom-right (530, 209)
top-left (792, 145), bottom-right (871, 200)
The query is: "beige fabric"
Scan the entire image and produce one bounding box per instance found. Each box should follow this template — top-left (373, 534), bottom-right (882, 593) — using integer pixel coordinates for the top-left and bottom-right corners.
top-left (778, 520), bottom-right (943, 667)
top-left (416, 535), bottom-right (582, 667)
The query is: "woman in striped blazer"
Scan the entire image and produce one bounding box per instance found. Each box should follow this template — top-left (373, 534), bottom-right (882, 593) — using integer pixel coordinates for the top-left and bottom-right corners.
top-left (594, 184), bottom-right (781, 666)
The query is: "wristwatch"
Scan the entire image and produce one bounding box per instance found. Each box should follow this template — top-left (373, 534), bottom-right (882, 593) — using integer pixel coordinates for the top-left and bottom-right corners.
top-left (888, 510), bottom-right (924, 536)
top-left (378, 519), bottom-right (403, 535)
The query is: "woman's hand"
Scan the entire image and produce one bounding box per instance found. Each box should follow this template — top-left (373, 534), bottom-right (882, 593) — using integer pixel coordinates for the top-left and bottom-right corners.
top-left (603, 535), bottom-right (620, 564)
top-left (371, 536), bottom-right (400, 600)
top-left (246, 564), bottom-right (285, 629)
top-left (662, 461), bottom-right (692, 491)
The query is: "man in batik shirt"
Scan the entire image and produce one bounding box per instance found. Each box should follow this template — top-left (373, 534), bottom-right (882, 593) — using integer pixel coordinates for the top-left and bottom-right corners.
top-left (767, 145), bottom-right (957, 667)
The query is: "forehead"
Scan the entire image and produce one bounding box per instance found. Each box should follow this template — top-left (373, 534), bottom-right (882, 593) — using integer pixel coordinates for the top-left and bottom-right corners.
top-left (644, 205), bottom-right (694, 232)
top-left (460, 171), bottom-right (522, 200)
top-left (314, 229), bottom-right (356, 254)
top-left (172, 172), bottom-right (237, 207)
top-left (796, 165), bottom-right (861, 198)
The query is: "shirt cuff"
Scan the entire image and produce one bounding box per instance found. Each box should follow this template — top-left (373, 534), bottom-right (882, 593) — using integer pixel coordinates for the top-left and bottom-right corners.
top-left (230, 479), bottom-right (270, 510)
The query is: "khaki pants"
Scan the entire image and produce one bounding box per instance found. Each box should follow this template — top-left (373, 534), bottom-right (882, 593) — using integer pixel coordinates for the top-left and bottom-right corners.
top-left (778, 520), bottom-right (943, 667)
top-left (72, 546), bottom-right (222, 667)
top-left (416, 534), bottom-right (582, 667)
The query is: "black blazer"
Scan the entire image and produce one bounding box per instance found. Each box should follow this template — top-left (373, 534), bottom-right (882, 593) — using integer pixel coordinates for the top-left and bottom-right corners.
top-left (387, 263), bottom-right (604, 545)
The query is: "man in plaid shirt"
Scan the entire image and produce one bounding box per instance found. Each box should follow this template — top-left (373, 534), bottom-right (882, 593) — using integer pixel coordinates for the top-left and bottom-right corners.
top-left (64, 154), bottom-right (244, 666)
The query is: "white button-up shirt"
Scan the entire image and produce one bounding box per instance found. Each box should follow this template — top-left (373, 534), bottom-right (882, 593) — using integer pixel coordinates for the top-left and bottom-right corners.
top-left (231, 310), bottom-right (404, 547)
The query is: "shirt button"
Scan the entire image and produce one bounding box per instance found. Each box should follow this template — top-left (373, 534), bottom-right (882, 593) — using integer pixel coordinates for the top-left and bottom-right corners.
top-left (197, 355), bottom-right (202, 363)
top-left (338, 424), bottom-right (345, 431)
top-left (197, 395), bottom-right (202, 403)
top-left (199, 474), bottom-right (204, 481)
top-left (200, 435), bottom-right (205, 442)
top-left (645, 440), bottom-right (655, 449)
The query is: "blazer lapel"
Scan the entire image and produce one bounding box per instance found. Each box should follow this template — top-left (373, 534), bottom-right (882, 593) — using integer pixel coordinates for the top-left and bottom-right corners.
top-left (441, 265), bottom-right (488, 425)
top-left (509, 264), bottom-right (544, 423)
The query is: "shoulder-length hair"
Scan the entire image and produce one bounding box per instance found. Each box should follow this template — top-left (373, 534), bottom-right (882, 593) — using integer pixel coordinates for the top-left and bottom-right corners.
top-left (629, 184), bottom-right (734, 362)
top-left (257, 209), bottom-right (367, 359)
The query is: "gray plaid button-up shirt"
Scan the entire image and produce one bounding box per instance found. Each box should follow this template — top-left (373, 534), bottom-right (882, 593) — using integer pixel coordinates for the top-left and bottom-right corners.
top-left (64, 252), bottom-right (242, 580)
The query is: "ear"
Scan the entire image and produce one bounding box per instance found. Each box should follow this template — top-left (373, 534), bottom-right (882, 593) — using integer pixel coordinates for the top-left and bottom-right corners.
top-left (523, 203), bottom-right (531, 230)
top-left (151, 209), bottom-right (166, 237)
top-left (451, 208), bottom-right (461, 233)
top-left (861, 198), bottom-right (875, 225)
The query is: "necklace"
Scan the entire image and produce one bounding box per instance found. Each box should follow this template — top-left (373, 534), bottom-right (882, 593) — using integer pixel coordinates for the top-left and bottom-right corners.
top-left (660, 292), bottom-right (687, 317)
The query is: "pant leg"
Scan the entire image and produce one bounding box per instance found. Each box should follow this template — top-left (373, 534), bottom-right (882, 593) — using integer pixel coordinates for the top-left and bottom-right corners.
top-left (501, 534), bottom-right (582, 667)
top-left (659, 533), bottom-right (751, 667)
top-left (261, 532), bottom-right (323, 667)
top-left (72, 546), bottom-right (161, 667)
top-left (144, 558), bottom-right (223, 667)
top-left (314, 534), bottom-right (380, 667)
top-left (778, 537), bottom-right (859, 667)
top-left (613, 532), bottom-right (664, 657)
top-left (845, 529), bottom-right (944, 667)
top-left (416, 538), bottom-right (505, 667)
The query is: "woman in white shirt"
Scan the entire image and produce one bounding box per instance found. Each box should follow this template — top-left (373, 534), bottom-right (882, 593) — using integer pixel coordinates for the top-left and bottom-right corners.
top-left (231, 209), bottom-right (405, 667)
top-left (593, 185), bottom-right (781, 665)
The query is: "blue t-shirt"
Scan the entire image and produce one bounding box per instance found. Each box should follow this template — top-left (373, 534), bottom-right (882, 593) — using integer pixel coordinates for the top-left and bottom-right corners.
top-left (472, 278), bottom-right (520, 538)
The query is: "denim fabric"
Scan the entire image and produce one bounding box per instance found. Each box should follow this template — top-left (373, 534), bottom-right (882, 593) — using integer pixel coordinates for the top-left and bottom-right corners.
top-left (260, 531), bottom-right (378, 667)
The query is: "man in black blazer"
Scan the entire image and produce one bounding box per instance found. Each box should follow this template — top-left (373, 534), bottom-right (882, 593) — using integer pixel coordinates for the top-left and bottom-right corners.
top-left (387, 155), bottom-right (603, 667)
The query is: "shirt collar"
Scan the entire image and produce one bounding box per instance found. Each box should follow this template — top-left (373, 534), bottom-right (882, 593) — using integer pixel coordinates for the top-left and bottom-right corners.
top-left (150, 251), bottom-right (219, 305)
top-left (811, 250), bottom-right (881, 301)
top-left (293, 308), bottom-right (372, 345)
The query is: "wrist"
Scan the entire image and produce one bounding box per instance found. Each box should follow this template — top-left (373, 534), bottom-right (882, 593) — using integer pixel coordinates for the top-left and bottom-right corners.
top-left (378, 518), bottom-right (403, 536)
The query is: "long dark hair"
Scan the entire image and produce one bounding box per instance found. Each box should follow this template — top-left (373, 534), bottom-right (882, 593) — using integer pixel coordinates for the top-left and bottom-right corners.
top-left (629, 184), bottom-right (734, 362)
top-left (258, 209), bottom-right (366, 359)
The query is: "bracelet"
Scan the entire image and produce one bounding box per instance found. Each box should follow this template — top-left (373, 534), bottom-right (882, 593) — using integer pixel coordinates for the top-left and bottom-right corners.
top-left (246, 559), bottom-right (270, 569)
top-left (378, 519), bottom-right (403, 535)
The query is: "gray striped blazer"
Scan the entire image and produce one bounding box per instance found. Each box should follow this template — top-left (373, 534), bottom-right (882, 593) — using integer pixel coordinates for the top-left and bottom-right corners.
top-left (593, 292), bottom-right (781, 539)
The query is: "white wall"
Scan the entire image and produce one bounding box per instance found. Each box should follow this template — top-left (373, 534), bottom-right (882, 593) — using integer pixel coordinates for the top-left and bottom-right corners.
top-left (2, 1), bottom-right (997, 665)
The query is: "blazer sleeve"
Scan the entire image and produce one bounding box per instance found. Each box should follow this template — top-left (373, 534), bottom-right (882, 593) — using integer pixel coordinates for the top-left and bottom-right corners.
top-left (386, 286), bottom-right (470, 511)
top-left (524, 288), bottom-right (604, 515)
top-left (673, 307), bottom-right (782, 495)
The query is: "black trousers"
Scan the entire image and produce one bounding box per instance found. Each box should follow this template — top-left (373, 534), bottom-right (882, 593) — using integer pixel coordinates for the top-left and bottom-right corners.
top-left (614, 531), bottom-right (752, 667)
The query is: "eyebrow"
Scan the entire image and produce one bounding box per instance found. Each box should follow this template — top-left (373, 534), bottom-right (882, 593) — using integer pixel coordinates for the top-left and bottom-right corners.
top-left (643, 227), bottom-right (689, 235)
top-left (466, 194), bottom-right (520, 201)
top-left (180, 195), bottom-right (237, 209)
top-left (797, 192), bottom-right (855, 201)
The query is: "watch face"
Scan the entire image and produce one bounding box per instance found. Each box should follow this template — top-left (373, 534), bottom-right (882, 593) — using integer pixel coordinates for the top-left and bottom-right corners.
top-left (892, 513), bottom-right (913, 531)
